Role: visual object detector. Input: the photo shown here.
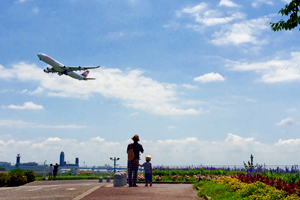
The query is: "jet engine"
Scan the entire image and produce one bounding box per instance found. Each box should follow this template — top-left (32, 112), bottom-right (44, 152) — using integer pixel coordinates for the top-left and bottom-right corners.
top-left (63, 66), bottom-right (70, 71)
top-left (46, 67), bottom-right (53, 73)
top-left (78, 66), bottom-right (84, 71)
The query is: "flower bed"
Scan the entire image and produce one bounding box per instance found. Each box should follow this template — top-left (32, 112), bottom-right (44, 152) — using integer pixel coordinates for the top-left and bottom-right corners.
top-left (137, 173), bottom-right (223, 182)
top-left (151, 166), bottom-right (300, 198)
top-left (233, 173), bottom-right (300, 196)
top-left (197, 176), bottom-right (300, 199)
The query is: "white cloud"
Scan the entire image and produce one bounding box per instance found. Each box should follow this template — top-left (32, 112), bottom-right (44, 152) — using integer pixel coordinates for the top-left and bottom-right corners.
top-left (275, 138), bottom-right (300, 146)
top-left (32, 7), bottom-right (39, 13)
top-left (91, 136), bottom-right (105, 143)
top-left (219, 0), bottom-right (238, 7)
top-left (17, 0), bottom-right (32, 3)
top-left (182, 100), bottom-right (206, 106)
top-left (194, 72), bottom-right (225, 83)
top-left (46, 137), bottom-right (61, 142)
top-left (106, 32), bottom-right (124, 40)
top-left (179, 3), bottom-right (245, 26)
top-left (177, 3), bottom-right (271, 46)
top-left (181, 84), bottom-right (198, 89)
top-left (231, 95), bottom-right (257, 103)
top-left (37, 125), bottom-right (86, 129)
top-left (180, 3), bottom-right (207, 16)
top-left (0, 119), bottom-right (86, 129)
top-left (2, 133), bottom-right (300, 165)
top-left (227, 52), bottom-right (300, 83)
top-left (212, 17), bottom-right (269, 45)
top-left (0, 65), bottom-right (14, 78)
top-left (6, 102), bottom-right (44, 110)
top-left (168, 126), bottom-right (177, 129)
top-left (186, 24), bottom-right (205, 33)
top-left (163, 22), bottom-right (180, 30)
top-left (0, 62), bottom-right (204, 116)
top-left (276, 118), bottom-right (294, 126)
top-left (29, 87), bottom-right (44, 95)
top-left (0, 119), bottom-right (31, 127)
top-left (128, 0), bottom-right (139, 5)
top-left (177, 2), bottom-right (272, 46)
top-left (251, 0), bottom-right (273, 8)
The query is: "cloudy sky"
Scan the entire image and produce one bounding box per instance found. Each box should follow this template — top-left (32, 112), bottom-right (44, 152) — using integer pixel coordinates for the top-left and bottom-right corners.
top-left (1, 0), bottom-right (300, 167)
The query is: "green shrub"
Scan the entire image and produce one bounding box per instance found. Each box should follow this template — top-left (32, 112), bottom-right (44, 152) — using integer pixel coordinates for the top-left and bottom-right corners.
top-left (8, 169), bottom-right (27, 187)
top-left (0, 172), bottom-right (9, 187)
top-left (24, 170), bottom-right (35, 183)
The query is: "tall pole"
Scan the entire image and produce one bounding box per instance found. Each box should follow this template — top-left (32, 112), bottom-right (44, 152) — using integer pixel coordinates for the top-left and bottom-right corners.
top-left (110, 157), bottom-right (120, 174)
top-left (114, 158), bottom-right (116, 174)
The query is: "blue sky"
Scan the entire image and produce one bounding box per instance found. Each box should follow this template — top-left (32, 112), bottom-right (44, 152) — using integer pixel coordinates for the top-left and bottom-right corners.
top-left (1, 0), bottom-right (300, 167)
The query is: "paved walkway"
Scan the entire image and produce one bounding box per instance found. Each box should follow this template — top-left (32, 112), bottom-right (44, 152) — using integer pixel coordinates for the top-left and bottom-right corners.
top-left (0, 180), bottom-right (202, 200)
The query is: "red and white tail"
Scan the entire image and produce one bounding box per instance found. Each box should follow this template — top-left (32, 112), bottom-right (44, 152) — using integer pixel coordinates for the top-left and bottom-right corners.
top-left (81, 70), bottom-right (90, 78)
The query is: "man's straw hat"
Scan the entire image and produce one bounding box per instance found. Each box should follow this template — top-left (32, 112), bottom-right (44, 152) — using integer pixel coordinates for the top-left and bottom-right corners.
top-left (131, 135), bottom-right (140, 141)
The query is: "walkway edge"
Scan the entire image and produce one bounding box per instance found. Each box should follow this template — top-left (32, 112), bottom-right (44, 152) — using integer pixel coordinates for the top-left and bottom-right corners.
top-left (72, 186), bottom-right (101, 200)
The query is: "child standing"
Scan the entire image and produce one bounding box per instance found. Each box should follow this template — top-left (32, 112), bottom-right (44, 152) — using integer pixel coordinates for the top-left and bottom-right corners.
top-left (48, 163), bottom-right (53, 180)
top-left (141, 155), bottom-right (152, 186)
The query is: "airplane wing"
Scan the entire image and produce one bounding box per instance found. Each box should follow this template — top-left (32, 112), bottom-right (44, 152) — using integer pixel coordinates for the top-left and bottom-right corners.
top-left (68, 66), bottom-right (100, 71)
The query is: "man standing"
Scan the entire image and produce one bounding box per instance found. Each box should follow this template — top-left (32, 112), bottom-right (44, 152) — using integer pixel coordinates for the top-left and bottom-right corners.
top-left (53, 163), bottom-right (59, 180)
top-left (127, 135), bottom-right (144, 187)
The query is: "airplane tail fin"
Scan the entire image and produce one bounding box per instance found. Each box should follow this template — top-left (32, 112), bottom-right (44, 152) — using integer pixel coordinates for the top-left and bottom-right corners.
top-left (81, 70), bottom-right (90, 78)
top-left (81, 70), bottom-right (96, 80)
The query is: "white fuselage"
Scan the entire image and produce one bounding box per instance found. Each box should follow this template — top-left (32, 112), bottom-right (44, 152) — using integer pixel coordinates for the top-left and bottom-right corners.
top-left (38, 53), bottom-right (64, 72)
top-left (37, 53), bottom-right (88, 80)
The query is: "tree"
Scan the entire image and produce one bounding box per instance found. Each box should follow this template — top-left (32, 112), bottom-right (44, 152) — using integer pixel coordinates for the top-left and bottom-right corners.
top-left (270, 0), bottom-right (300, 31)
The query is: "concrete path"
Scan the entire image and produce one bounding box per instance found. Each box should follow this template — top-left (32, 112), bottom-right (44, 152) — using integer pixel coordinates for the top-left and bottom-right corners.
top-left (82, 183), bottom-right (201, 200)
top-left (0, 180), bottom-right (202, 200)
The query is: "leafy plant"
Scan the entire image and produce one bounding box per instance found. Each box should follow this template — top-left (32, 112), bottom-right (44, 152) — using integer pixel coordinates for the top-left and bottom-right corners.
top-left (0, 172), bottom-right (8, 187)
top-left (7, 169), bottom-right (27, 187)
top-left (24, 170), bottom-right (35, 183)
top-left (270, 0), bottom-right (300, 31)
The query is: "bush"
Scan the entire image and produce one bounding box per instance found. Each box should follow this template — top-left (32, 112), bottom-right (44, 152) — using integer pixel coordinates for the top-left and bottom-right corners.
top-left (0, 172), bottom-right (9, 187)
top-left (24, 170), bottom-right (35, 183)
top-left (8, 169), bottom-right (27, 187)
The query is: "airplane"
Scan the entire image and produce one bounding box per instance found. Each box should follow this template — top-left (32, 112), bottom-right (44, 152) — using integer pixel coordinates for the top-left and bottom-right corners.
top-left (37, 53), bottom-right (100, 80)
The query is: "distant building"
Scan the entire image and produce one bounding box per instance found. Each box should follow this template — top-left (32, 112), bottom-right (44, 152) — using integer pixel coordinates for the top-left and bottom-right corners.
top-left (0, 161), bottom-right (11, 171)
top-left (15, 154), bottom-right (21, 168)
top-left (11, 154), bottom-right (45, 172)
top-left (59, 151), bottom-right (79, 167)
top-left (60, 151), bottom-right (65, 166)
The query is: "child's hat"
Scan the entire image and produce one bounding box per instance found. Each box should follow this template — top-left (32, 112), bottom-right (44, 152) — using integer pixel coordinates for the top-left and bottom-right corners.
top-left (145, 155), bottom-right (151, 161)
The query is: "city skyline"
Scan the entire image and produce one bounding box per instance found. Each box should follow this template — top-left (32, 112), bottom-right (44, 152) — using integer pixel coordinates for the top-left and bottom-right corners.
top-left (1, 0), bottom-right (300, 166)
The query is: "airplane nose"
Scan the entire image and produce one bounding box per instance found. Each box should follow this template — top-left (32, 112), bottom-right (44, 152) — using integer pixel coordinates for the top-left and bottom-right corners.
top-left (37, 53), bottom-right (42, 60)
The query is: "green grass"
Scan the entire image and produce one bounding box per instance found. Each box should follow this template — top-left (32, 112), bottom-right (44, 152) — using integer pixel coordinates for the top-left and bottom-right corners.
top-left (196, 181), bottom-right (241, 199)
top-left (35, 173), bottom-right (112, 181)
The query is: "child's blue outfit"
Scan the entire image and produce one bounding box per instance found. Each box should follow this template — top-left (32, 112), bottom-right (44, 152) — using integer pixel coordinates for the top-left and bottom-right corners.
top-left (142, 162), bottom-right (152, 183)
